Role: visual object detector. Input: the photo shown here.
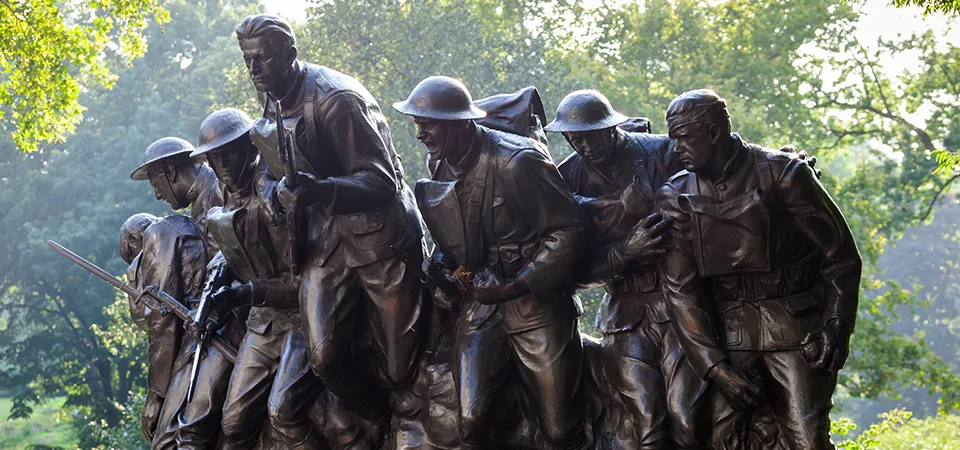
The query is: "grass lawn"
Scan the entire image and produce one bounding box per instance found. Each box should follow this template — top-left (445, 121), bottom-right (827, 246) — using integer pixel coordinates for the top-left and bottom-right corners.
top-left (0, 397), bottom-right (76, 449)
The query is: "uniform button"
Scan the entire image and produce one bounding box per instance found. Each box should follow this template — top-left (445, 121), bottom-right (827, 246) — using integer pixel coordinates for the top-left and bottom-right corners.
top-left (718, 183), bottom-right (727, 191)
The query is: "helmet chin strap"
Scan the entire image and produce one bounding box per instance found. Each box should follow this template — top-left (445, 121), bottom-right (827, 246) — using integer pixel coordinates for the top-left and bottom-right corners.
top-left (158, 166), bottom-right (189, 210)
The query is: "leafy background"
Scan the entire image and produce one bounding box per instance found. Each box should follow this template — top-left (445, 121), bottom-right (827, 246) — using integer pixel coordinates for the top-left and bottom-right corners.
top-left (0, 0), bottom-right (958, 448)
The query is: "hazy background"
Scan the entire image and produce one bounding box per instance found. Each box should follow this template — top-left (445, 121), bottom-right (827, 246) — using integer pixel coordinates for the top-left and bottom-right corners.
top-left (0, 0), bottom-right (958, 448)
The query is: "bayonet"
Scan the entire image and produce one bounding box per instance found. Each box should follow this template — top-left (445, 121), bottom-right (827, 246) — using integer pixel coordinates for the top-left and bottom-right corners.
top-left (46, 240), bottom-right (237, 363)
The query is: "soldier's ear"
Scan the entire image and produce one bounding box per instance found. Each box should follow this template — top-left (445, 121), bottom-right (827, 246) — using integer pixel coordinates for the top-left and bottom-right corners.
top-left (708, 123), bottom-right (722, 144)
top-left (287, 45), bottom-right (298, 65)
top-left (162, 162), bottom-right (178, 181)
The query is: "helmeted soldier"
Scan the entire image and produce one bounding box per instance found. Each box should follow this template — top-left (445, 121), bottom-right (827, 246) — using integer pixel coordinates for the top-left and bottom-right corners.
top-left (655, 89), bottom-right (862, 449)
top-left (191, 108), bottom-right (322, 450)
top-left (394, 76), bottom-right (590, 450)
top-left (117, 212), bottom-right (208, 449)
top-left (547, 89), bottom-right (705, 449)
top-left (235, 15), bottom-right (426, 421)
top-left (132, 137), bottom-right (224, 255)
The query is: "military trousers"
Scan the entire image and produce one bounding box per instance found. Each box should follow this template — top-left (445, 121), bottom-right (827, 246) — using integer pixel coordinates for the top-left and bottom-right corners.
top-left (454, 296), bottom-right (586, 450)
top-left (710, 349), bottom-right (837, 450)
top-left (150, 334), bottom-right (195, 450)
top-left (172, 311), bottom-right (247, 450)
top-left (299, 246), bottom-right (425, 418)
top-left (599, 316), bottom-right (707, 449)
top-left (220, 321), bottom-right (322, 450)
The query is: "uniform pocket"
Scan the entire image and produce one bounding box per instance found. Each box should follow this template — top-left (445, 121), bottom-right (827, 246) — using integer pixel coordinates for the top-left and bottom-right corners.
top-left (716, 301), bottom-right (743, 348)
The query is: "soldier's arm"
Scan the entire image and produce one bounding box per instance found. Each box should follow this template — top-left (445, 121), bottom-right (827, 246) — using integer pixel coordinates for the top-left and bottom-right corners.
top-left (655, 183), bottom-right (727, 379)
top-left (508, 149), bottom-right (590, 298)
top-left (778, 158), bottom-right (862, 330)
top-left (139, 222), bottom-right (186, 398)
top-left (314, 91), bottom-right (399, 215)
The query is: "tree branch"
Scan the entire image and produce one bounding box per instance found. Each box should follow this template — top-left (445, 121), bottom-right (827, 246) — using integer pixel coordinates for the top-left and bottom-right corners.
top-left (916, 174), bottom-right (960, 223)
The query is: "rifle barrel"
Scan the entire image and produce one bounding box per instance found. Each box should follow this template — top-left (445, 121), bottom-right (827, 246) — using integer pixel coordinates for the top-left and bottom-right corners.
top-left (47, 240), bottom-right (138, 298)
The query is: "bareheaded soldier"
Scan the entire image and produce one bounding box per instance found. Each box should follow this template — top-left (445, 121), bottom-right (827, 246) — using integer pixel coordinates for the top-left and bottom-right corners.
top-left (131, 137), bottom-right (224, 255)
top-left (547, 90), bottom-right (706, 449)
top-left (192, 108), bottom-right (322, 450)
top-left (118, 212), bottom-right (208, 448)
top-left (655, 89), bottom-right (861, 449)
top-left (394, 76), bottom-right (590, 450)
top-left (236, 14), bottom-right (426, 421)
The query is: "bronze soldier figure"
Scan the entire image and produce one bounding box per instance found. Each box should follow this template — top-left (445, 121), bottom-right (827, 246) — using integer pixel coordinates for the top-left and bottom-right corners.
top-left (191, 108), bottom-right (322, 450)
top-left (132, 137), bottom-right (224, 254)
top-left (395, 76), bottom-right (590, 450)
top-left (548, 90), bottom-right (706, 449)
top-left (655, 89), bottom-right (862, 449)
top-left (235, 15), bottom-right (426, 420)
top-left (118, 212), bottom-right (208, 449)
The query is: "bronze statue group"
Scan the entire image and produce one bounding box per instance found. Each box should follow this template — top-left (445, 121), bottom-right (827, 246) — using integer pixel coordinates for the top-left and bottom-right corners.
top-left (107, 14), bottom-right (862, 450)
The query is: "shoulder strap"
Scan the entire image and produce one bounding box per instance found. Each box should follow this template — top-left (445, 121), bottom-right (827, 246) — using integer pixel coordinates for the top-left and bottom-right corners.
top-left (302, 70), bottom-right (320, 159)
top-left (755, 151), bottom-right (776, 195)
top-left (464, 145), bottom-right (494, 267)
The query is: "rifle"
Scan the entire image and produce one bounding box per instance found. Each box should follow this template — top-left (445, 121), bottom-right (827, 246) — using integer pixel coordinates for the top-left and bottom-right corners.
top-left (186, 262), bottom-right (230, 402)
top-left (275, 98), bottom-right (300, 276)
top-left (46, 241), bottom-right (238, 361)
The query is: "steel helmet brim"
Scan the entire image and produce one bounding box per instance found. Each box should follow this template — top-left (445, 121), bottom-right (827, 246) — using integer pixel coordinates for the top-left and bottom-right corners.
top-left (191, 108), bottom-right (255, 157)
top-left (392, 76), bottom-right (487, 121)
top-left (392, 100), bottom-right (487, 121)
top-left (543, 112), bottom-right (629, 133)
top-left (130, 137), bottom-right (196, 180)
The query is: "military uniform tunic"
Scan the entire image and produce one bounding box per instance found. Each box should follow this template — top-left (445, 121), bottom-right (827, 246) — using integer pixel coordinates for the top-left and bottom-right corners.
top-left (558, 131), bottom-right (705, 449)
top-left (125, 215), bottom-right (207, 450)
top-left (249, 62), bottom-right (426, 418)
top-left (416, 125), bottom-right (589, 450)
top-left (210, 182), bottom-right (322, 450)
top-left (656, 134), bottom-right (862, 449)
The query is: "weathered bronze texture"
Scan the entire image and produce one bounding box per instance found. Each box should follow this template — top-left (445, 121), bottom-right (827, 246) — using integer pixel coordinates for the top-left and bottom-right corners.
top-left (551, 89), bottom-right (708, 449)
top-left (397, 75), bottom-right (590, 450)
top-left (237, 14), bottom-right (427, 425)
top-left (656, 89), bottom-right (861, 449)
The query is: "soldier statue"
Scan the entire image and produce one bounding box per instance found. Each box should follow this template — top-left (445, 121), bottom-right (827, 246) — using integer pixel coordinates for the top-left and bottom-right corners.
top-left (131, 137), bottom-right (224, 255)
top-left (547, 90), bottom-right (706, 449)
top-left (191, 108), bottom-right (322, 449)
top-left (235, 15), bottom-right (427, 422)
top-left (655, 89), bottom-right (862, 449)
top-left (394, 76), bottom-right (589, 450)
top-left (117, 212), bottom-right (209, 449)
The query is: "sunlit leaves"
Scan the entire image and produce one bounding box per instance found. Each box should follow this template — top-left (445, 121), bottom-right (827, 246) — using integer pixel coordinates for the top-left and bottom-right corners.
top-left (0, 0), bottom-right (169, 153)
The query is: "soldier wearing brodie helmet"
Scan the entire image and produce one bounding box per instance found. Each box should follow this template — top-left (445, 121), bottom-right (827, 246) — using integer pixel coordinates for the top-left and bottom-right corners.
top-left (548, 89), bottom-right (705, 449)
top-left (655, 89), bottom-right (861, 449)
top-left (191, 108), bottom-right (322, 449)
top-left (131, 137), bottom-right (223, 256)
top-left (395, 76), bottom-right (590, 450)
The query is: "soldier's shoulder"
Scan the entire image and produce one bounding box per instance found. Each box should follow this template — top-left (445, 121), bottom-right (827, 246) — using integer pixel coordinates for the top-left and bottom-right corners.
top-left (485, 126), bottom-right (544, 163)
top-left (307, 63), bottom-right (374, 103)
top-left (147, 214), bottom-right (202, 242)
top-left (557, 151), bottom-right (582, 175)
top-left (665, 169), bottom-right (694, 188)
top-left (746, 143), bottom-right (812, 183)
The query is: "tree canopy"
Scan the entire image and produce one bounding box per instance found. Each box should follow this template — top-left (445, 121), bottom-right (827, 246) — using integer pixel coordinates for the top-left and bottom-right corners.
top-left (0, 0), bottom-right (169, 152)
top-left (0, 0), bottom-right (958, 445)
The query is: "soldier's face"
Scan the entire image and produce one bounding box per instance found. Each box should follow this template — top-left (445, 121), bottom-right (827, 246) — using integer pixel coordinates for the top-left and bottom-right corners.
top-left (414, 117), bottom-right (450, 159)
top-left (564, 128), bottom-right (616, 166)
top-left (240, 37), bottom-right (295, 95)
top-left (147, 164), bottom-right (189, 210)
top-left (207, 139), bottom-right (256, 191)
top-left (669, 122), bottom-right (718, 172)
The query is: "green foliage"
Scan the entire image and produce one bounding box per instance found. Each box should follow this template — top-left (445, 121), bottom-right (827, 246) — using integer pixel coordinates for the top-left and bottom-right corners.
top-left (891, 0), bottom-right (960, 15)
top-left (833, 408), bottom-right (913, 449)
top-left (0, 396), bottom-right (74, 449)
top-left (0, 0), bottom-right (258, 444)
top-left (0, 0), bottom-right (170, 153)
